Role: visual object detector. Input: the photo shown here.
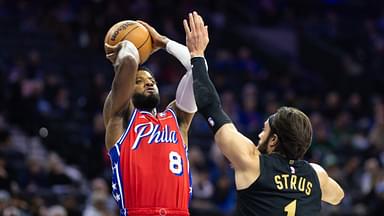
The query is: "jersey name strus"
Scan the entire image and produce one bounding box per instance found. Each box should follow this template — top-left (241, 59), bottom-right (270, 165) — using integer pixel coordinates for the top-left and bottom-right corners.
top-left (131, 122), bottom-right (178, 150)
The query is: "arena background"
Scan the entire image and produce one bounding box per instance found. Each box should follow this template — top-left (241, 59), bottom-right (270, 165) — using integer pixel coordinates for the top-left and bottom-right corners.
top-left (0, 0), bottom-right (383, 215)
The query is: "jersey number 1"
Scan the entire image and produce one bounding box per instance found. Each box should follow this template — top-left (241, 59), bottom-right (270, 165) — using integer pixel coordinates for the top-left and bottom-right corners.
top-left (169, 151), bottom-right (183, 175)
top-left (284, 200), bottom-right (297, 216)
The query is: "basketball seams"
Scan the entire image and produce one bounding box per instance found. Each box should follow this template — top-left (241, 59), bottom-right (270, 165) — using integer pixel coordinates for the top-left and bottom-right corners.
top-left (105, 20), bottom-right (152, 64)
top-left (120, 25), bottom-right (140, 44)
top-left (137, 33), bottom-right (151, 50)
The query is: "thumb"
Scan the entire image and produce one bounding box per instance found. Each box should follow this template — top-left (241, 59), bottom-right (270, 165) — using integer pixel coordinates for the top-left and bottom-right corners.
top-left (136, 20), bottom-right (148, 26)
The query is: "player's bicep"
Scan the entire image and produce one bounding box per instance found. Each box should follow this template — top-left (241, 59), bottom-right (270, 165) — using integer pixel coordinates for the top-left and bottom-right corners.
top-left (103, 92), bottom-right (113, 127)
top-left (310, 163), bottom-right (344, 205)
top-left (103, 90), bottom-right (133, 124)
top-left (214, 124), bottom-right (259, 170)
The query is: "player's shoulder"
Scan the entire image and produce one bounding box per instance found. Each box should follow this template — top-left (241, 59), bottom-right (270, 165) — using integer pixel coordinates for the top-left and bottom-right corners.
top-left (309, 162), bottom-right (328, 181)
top-left (162, 107), bottom-right (177, 117)
top-left (309, 163), bottom-right (326, 173)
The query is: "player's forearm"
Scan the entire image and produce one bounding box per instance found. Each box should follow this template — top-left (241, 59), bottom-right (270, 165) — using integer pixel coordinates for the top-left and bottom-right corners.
top-left (191, 57), bottom-right (232, 133)
top-left (166, 40), bottom-right (192, 71)
top-left (110, 41), bottom-right (138, 115)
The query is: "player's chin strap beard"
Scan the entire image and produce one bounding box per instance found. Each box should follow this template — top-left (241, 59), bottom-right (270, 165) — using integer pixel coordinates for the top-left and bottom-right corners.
top-left (132, 92), bottom-right (160, 113)
top-left (268, 114), bottom-right (290, 160)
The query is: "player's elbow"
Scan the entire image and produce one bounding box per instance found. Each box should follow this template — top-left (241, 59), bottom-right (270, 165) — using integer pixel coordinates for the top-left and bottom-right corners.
top-left (327, 187), bottom-right (344, 205)
top-left (334, 188), bottom-right (345, 205)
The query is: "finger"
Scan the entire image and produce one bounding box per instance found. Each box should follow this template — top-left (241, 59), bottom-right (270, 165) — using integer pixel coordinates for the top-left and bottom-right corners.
top-left (193, 11), bottom-right (203, 26)
top-left (137, 20), bottom-right (149, 28)
top-left (183, 19), bottom-right (191, 34)
top-left (193, 12), bottom-right (204, 33)
top-left (105, 41), bottom-right (123, 50)
top-left (104, 43), bottom-right (116, 49)
top-left (106, 53), bottom-right (116, 62)
top-left (199, 13), bottom-right (205, 26)
top-left (137, 20), bottom-right (152, 32)
top-left (204, 25), bottom-right (209, 36)
top-left (189, 12), bottom-right (196, 33)
top-left (106, 53), bottom-right (115, 59)
top-left (137, 20), bottom-right (159, 37)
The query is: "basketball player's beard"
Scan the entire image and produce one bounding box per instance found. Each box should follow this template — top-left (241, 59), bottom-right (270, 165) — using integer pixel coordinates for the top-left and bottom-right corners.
top-left (257, 139), bottom-right (268, 154)
top-left (257, 133), bottom-right (274, 154)
top-left (132, 92), bottom-right (160, 111)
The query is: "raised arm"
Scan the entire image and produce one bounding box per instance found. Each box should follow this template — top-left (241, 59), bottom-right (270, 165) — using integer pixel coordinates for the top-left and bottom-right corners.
top-left (310, 163), bottom-right (344, 205)
top-left (138, 20), bottom-right (197, 145)
top-left (137, 20), bottom-right (192, 71)
top-left (103, 41), bottom-right (139, 149)
top-left (184, 12), bottom-right (258, 174)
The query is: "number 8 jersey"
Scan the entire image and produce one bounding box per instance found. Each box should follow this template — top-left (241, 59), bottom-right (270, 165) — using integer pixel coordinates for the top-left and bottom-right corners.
top-left (108, 108), bottom-right (191, 216)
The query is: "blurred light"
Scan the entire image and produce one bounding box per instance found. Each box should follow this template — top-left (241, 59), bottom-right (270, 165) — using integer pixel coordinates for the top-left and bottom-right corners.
top-left (39, 127), bottom-right (48, 138)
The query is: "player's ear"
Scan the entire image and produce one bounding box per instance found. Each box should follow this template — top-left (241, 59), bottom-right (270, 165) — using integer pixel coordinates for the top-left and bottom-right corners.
top-left (269, 134), bottom-right (279, 147)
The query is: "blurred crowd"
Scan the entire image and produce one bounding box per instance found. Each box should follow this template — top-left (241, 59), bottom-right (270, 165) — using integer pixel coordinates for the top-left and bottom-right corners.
top-left (0, 0), bottom-right (384, 215)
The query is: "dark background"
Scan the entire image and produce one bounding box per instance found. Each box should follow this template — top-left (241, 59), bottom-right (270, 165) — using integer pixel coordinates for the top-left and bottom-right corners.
top-left (0, 0), bottom-right (383, 215)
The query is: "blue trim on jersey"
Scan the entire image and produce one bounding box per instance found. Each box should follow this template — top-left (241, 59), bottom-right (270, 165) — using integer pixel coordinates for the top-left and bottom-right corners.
top-left (107, 109), bottom-right (138, 214)
top-left (109, 146), bottom-right (126, 212)
top-left (185, 147), bottom-right (192, 205)
top-left (116, 108), bottom-right (138, 145)
top-left (166, 108), bottom-right (187, 148)
top-left (139, 110), bottom-right (155, 116)
top-left (115, 143), bottom-right (120, 156)
top-left (120, 208), bottom-right (128, 216)
top-left (167, 108), bottom-right (178, 126)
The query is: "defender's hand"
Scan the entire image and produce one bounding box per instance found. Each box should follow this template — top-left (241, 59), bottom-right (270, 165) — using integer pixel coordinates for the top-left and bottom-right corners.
top-left (183, 11), bottom-right (209, 57)
top-left (137, 20), bottom-right (169, 52)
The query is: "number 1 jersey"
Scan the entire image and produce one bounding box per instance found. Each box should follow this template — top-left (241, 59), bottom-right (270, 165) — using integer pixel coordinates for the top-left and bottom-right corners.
top-left (108, 108), bottom-right (191, 215)
top-left (235, 154), bottom-right (321, 216)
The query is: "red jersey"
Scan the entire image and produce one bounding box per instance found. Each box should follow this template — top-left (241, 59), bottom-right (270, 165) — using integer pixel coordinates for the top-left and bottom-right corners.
top-left (108, 108), bottom-right (191, 216)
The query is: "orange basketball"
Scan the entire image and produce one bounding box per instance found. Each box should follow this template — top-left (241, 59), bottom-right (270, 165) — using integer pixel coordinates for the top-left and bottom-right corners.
top-left (104, 20), bottom-right (153, 64)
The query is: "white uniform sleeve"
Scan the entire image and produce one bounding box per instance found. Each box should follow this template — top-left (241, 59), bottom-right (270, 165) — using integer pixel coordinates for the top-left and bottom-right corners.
top-left (165, 40), bottom-right (191, 71)
top-left (175, 71), bottom-right (197, 113)
top-left (114, 41), bottom-right (139, 67)
top-left (166, 40), bottom-right (198, 113)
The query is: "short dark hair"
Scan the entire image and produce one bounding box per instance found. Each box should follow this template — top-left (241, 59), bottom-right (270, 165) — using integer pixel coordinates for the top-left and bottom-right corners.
top-left (268, 107), bottom-right (312, 159)
top-left (138, 66), bottom-right (154, 77)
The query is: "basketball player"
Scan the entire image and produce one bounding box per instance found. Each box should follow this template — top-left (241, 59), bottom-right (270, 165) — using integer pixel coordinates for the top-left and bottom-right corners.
top-left (103, 22), bottom-right (196, 215)
top-left (184, 11), bottom-right (344, 215)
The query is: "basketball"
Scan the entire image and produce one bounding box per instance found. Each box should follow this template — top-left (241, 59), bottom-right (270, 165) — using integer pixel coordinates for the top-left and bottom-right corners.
top-left (104, 20), bottom-right (153, 64)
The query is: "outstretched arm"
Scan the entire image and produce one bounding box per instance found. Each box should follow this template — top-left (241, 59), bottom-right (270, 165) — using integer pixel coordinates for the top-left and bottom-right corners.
top-left (310, 163), bottom-right (344, 205)
top-left (138, 20), bottom-right (196, 146)
top-left (184, 12), bottom-right (258, 172)
top-left (138, 21), bottom-right (197, 112)
top-left (103, 41), bottom-right (139, 149)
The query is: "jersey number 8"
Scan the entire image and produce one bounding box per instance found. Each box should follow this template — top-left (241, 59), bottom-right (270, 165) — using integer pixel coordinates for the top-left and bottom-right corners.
top-left (169, 151), bottom-right (183, 175)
